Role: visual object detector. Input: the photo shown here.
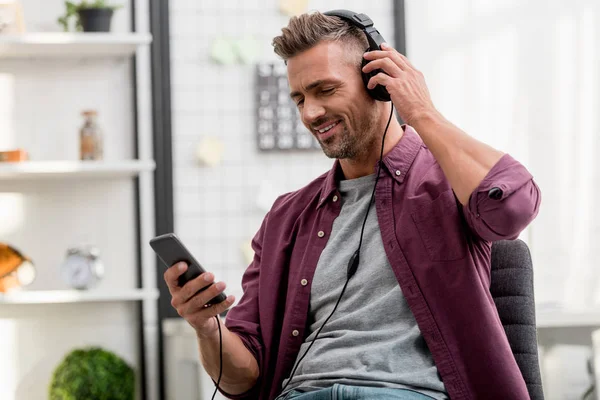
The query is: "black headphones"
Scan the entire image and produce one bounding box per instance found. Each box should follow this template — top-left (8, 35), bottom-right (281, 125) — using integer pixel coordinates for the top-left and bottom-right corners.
top-left (323, 9), bottom-right (391, 102)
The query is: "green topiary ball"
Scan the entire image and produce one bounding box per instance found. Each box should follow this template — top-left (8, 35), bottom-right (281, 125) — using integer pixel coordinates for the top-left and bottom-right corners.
top-left (49, 347), bottom-right (135, 400)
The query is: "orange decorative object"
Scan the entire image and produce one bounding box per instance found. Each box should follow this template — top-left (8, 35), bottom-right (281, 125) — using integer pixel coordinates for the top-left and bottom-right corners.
top-left (0, 273), bottom-right (19, 292)
top-left (0, 149), bottom-right (28, 162)
top-left (0, 243), bottom-right (35, 292)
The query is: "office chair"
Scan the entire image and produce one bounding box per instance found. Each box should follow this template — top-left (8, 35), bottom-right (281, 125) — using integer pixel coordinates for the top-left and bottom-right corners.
top-left (490, 239), bottom-right (545, 400)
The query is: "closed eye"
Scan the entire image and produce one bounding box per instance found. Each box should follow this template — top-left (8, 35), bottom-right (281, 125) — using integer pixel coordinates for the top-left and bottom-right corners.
top-left (295, 88), bottom-right (335, 107)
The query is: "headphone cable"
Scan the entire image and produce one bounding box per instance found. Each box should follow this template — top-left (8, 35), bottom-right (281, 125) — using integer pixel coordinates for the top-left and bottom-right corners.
top-left (279, 104), bottom-right (395, 396)
top-left (211, 315), bottom-right (223, 400)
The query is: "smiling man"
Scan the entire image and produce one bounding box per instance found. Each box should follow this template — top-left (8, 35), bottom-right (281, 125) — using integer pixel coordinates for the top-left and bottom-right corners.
top-left (163, 10), bottom-right (542, 400)
top-left (288, 52), bottom-right (382, 165)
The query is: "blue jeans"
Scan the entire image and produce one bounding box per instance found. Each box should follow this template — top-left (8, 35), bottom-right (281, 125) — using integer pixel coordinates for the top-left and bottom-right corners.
top-left (279, 384), bottom-right (437, 400)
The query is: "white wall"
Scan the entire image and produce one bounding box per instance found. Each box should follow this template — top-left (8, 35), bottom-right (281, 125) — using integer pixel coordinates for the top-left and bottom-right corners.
top-left (0, 1), bottom-right (145, 399)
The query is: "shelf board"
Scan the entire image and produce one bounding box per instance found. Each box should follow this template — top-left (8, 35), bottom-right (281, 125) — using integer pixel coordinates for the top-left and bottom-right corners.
top-left (0, 32), bottom-right (152, 58)
top-left (0, 288), bottom-right (159, 304)
top-left (536, 308), bottom-right (600, 328)
top-left (0, 160), bottom-right (155, 180)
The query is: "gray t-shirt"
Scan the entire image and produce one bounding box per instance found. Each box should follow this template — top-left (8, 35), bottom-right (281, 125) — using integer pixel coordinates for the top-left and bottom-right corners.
top-left (281, 173), bottom-right (448, 399)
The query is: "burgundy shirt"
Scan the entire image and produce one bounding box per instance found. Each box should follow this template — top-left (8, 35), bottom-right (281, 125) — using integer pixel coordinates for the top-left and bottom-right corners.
top-left (222, 125), bottom-right (541, 400)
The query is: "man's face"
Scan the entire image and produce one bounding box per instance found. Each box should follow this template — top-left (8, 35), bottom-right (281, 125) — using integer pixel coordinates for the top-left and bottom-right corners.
top-left (287, 41), bottom-right (378, 159)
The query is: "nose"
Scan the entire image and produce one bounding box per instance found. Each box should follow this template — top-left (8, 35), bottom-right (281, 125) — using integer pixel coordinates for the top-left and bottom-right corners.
top-left (302, 99), bottom-right (326, 126)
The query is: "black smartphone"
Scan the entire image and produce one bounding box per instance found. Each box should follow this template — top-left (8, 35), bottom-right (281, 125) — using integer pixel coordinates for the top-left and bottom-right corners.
top-left (150, 233), bottom-right (227, 306)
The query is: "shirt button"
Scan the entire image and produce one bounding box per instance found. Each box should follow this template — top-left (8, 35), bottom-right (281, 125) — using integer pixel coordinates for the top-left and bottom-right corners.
top-left (317, 231), bottom-right (325, 238)
top-left (301, 279), bottom-right (308, 286)
top-left (332, 195), bottom-right (338, 202)
top-left (292, 330), bottom-right (299, 337)
top-left (395, 170), bottom-right (401, 176)
top-left (488, 187), bottom-right (503, 200)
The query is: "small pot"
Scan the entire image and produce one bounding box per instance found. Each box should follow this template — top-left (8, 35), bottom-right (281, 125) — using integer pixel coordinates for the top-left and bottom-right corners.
top-left (77, 8), bottom-right (114, 32)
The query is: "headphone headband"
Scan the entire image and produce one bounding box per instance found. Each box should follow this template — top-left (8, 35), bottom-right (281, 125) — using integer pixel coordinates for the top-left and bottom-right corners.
top-left (323, 9), bottom-right (373, 29)
top-left (323, 9), bottom-right (391, 102)
top-left (323, 9), bottom-right (385, 52)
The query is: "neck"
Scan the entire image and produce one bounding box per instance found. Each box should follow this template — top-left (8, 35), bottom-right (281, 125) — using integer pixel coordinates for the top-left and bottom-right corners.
top-left (339, 111), bottom-right (404, 180)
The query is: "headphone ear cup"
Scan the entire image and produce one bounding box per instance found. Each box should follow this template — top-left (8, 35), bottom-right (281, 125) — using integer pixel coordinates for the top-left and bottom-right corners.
top-left (361, 56), bottom-right (391, 102)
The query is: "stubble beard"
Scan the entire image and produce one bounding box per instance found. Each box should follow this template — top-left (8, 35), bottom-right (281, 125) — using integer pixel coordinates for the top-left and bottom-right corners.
top-left (319, 117), bottom-right (379, 161)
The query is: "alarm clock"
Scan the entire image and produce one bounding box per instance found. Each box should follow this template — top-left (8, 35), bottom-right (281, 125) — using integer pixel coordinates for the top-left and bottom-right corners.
top-left (60, 246), bottom-right (104, 290)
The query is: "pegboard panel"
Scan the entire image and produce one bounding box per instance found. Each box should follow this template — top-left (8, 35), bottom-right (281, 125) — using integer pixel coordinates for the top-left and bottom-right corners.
top-left (255, 62), bottom-right (320, 151)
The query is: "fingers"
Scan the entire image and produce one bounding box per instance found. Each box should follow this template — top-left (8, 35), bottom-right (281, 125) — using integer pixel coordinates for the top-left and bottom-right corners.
top-left (179, 271), bottom-right (214, 304)
top-left (367, 72), bottom-right (393, 90)
top-left (163, 261), bottom-right (187, 289)
top-left (363, 43), bottom-right (411, 72)
top-left (203, 295), bottom-right (236, 318)
top-left (390, 48), bottom-right (417, 70)
top-left (162, 262), bottom-right (236, 336)
top-left (362, 57), bottom-right (402, 78)
top-left (164, 262), bottom-right (219, 307)
top-left (188, 295), bottom-right (236, 333)
top-left (178, 279), bottom-right (228, 315)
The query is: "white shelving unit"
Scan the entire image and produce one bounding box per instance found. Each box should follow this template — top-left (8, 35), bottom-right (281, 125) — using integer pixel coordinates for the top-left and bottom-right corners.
top-left (537, 308), bottom-right (600, 329)
top-left (0, 33), bottom-right (152, 58)
top-left (0, 3), bottom-right (159, 399)
top-left (0, 160), bottom-right (155, 180)
top-left (0, 288), bottom-right (159, 304)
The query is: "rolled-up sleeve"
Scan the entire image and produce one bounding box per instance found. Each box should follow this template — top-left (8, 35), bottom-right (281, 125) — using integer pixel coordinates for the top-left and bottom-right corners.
top-left (217, 216), bottom-right (268, 399)
top-left (462, 154), bottom-right (541, 242)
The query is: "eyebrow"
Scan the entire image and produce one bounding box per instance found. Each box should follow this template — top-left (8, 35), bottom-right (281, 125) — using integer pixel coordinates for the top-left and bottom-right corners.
top-left (290, 79), bottom-right (337, 99)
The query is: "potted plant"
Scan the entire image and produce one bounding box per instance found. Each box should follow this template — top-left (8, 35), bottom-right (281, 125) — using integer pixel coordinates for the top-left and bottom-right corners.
top-left (57, 1), bottom-right (122, 32)
top-left (49, 347), bottom-right (135, 400)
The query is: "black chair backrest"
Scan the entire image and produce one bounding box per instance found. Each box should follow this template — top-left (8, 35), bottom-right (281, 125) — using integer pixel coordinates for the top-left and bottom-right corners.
top-left (490, 239), bottom-right (545, 400)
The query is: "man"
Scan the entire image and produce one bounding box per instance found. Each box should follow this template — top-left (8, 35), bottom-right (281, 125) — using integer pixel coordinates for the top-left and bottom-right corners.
top-left (163, 11), bottom-right (541, 400)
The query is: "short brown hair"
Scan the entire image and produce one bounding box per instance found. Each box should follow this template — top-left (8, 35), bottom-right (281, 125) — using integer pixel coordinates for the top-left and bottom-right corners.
top-left (272, 11), bottom-right (368, 66)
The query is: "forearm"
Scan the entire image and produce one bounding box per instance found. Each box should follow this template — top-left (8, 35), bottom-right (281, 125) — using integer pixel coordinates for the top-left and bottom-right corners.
top-left (197, 320), bottom-right (259, 395)
top-left (409, 110), bottom-right (505, 205)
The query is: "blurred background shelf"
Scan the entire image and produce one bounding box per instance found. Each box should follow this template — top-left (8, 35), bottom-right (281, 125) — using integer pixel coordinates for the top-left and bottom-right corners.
top-left (0, 160), bottom-right (155, 180)
top-left (0, 288), bottom-right (159, 304)
top-left (537, 308), bottom-right (600, 328)
top-left (0, 33), bottom-right (152, 58)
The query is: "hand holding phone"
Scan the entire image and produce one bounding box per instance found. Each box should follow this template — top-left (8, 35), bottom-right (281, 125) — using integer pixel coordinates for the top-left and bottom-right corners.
top-left (150, 233), bottom-right (235, 336)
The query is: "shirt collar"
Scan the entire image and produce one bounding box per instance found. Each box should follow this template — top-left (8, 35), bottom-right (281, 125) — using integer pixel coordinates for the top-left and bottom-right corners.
top-left (318, 124), bottom-right (423, 209)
